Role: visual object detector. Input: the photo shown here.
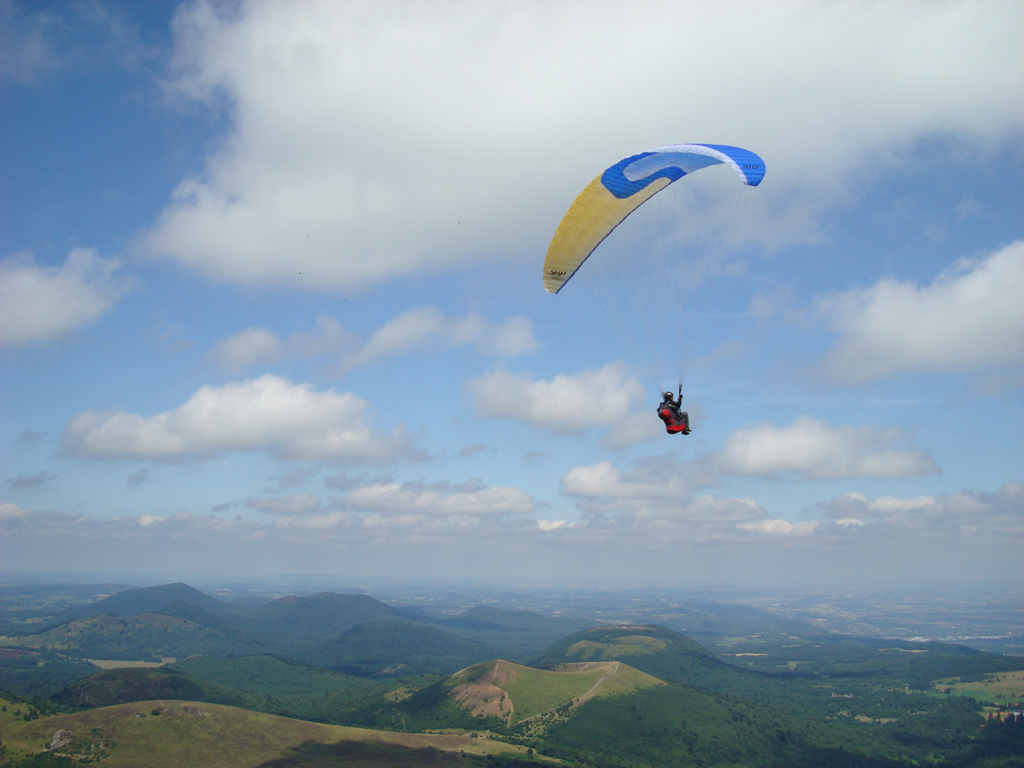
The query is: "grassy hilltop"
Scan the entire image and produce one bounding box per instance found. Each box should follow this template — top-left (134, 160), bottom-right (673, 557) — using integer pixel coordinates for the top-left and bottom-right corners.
top-left (443, 659), bottom-right (663, 726)
top-left (0, 695), bottom-right (538, 768)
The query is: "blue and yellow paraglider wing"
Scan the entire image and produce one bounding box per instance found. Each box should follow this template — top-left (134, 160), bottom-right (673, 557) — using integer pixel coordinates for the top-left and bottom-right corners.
top-left (542, 144), bottom-right (765, 294)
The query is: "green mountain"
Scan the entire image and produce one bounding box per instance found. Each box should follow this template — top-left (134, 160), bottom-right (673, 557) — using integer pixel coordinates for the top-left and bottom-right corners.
top-left (347, 656), bottom-right (917, 767)
top-left (16, 611), bottom-right (271, 661)
top-left (232, 592), bottom-right (411, 642)
top-left (0, 644), bottom-right (99, 698)
top-left (296, 619), bottom-right (490, 677)
top-left (49, 667), bottom-right (270, 712)
top-left (447, 658), bottom-right (664, 726)
top-left (525, 678), bottom-right (866, 768)
top-left (170, 654), bottom-right (390, 723)
top-left (407, 606), bottom-right (596, 663)
top-left (55, 582), bottom-right (231, 622)
top-left (533, 624), bottom-right (760, 693)
top-left (348, 657), bottom-right (664, 733)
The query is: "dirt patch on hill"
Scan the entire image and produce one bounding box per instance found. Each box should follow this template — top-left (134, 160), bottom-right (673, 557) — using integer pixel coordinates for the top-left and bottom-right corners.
top-left (450, 661), bottom-right (518, 724)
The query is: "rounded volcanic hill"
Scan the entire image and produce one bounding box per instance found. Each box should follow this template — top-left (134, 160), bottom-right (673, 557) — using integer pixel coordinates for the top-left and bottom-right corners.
top-left (532, 624), bottom-right (756, 691)
top-left (296, 619), bottom-right (490, 677)
top-left (50, 666), bottom-right (264, 711)
top-left (392, 658), bottom-right (664, 731)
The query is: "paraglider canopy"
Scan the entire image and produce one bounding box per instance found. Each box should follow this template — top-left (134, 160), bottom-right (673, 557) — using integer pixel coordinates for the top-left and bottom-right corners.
top-left (542, 143), bottom-right (765, 392)
top-left (543, 144), bottom-right (764, 294)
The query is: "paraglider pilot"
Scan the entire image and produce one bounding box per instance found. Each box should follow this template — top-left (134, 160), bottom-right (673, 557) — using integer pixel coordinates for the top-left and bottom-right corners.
top-left (658, 388), bottom-right (690, 435)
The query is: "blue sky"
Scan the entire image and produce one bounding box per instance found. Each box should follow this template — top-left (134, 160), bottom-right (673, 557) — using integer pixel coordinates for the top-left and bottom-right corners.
top-left (1, 0), bottom-right (1022, 589)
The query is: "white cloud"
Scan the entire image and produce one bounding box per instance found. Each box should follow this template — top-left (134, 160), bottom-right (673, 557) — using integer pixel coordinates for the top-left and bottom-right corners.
top-left (0, 504), bottom-right (266, 541)
top-left (210, 308), bottom-right (534, 375)
top-left (209, 315), bottom-right (350, 373)
top-left (467, 362), bottom-right (661, 448)
top-left (334, 307), bottom-right (536, 375)
top-left (537, 519), bottom-right (567, 532)
top-left (241, 478), bottom-right (538, 532)
top-left (0, 249), bottom-right (130, 347)
top-left (341, 479), bottom-right (535, 518)
top-left (712, 416), bottom-right (938, 480)
top-left (3, 481), bottom-right (1020, 584)
top-left (143, 1), bottom-right (1024, 288)
top-left (818, 241), bottom-right (1024, 383)
top-left (819, 482), bottom-right (1024, 538)
top-left (61, 374), bottom-right (417, 463)
top-left (210, 327), bottom-right (285, 371)
top-left (561, 458), bottom-right (697, 501)
top-left (560, 456), bottom-right (764, 540)
top-left (557, 454), bottom-right (1022, 550)
top-left (738, 519), bottom-right (818, 537)
top-left (0, 501), bottom-right (32, 522)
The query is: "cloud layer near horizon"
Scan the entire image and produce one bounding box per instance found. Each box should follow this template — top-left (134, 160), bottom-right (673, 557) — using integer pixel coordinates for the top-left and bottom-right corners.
top-left (141, 1), bottom-right (1024, 289)
top-left (3, 479), bottom-right (1020, 583)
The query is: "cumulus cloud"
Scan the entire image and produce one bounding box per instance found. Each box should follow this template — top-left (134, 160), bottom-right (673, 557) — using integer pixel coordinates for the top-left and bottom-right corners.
top-left (738, 519), bottom-right (818, 537)
top-left (711, 416), bottom-right (939, 480)
top-left (561, 458), bottom-right (704, 501)
top-left (61, 374), bottom-right (417, 463)
top-left (0, 501), bottom-right (33, 523)
top-left (341, 479), bottom-right (535, 517)
top-left (334, 307), bottom-right (536, 376)
top-left (0, 249), bottom-right (130, 347)
top-left (142, 1), bottom-right (1024, 288)
top-left (559, 456), bottom-right (1021, 547)
top-left (819, 482), bottom-right (1024, 538)
top-left (211, 309), bottom-right (535, 375)
top-left (209, 315), bottom-right (350, 373)
top-left (560, 455), bottom-right (765, 541)
top-left (537, 519), bottom-right (567, 532)
top-left (210, 327), bottom-right (286, 372)
top-left (467, 362), bottom-right (661, 448)
top-left (818, 241), bottom-right (1024, 384)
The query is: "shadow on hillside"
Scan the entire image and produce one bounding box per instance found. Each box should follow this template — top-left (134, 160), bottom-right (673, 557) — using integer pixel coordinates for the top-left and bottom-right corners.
top-left (254, 739), bottom-right (536, 767)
